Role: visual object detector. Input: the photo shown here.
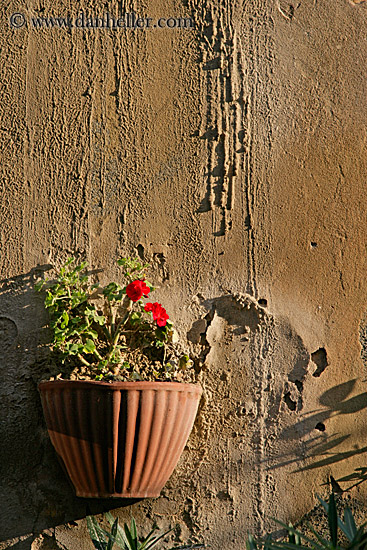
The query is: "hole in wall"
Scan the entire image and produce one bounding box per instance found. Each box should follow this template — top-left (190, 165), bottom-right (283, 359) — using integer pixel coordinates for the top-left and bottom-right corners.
top-left (315, 422), bottom-right (326, 432)
top-left (295, 379), bottom-right (303, 392)
top-left (258, 298), bottom-right (267, 307)
top-left (311, 348), bottom-right (328, 377)
top-left (136, 244), bottom-right (145, 260)
top-left (236, 405), bottom-right (246, 417)
top-left (310, 242), bottom-right (317, 248)
top-left (187, 319), bottom-right (207, 344)
top-left (284, 392), bottom-right (297, 411)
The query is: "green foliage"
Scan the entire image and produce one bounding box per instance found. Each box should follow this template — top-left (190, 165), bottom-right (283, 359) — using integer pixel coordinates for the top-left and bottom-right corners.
top-left (86, 513), bottom-right (204, 550)
top-left (117, 258), bottom-right (151, 284)
top-left (36, 257), bottom-right (192, 381)
top-left (247, 493), bottom-right (367, 550)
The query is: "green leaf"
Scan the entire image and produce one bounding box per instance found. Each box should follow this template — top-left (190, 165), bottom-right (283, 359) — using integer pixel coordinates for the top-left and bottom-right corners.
top-left (86, 330), bottom-right (99, 340)
top-left (288, 523), bottom-right (295, 545)
top-left (96, 527), bottom-right (123, 550)
top-left (130, 519), bottom-right (137, 546)
top-left (75, 261), bottom-right (87, 272)
top-left (123, 522), bottom-right (137, 550)
top-left (107, 518), bottom-right (118, 550)
top-left (344, 507), bottom-right (357, 542)
top-left (105, 512), bottom-right (116, 527)
top-left (68, 343), bottom-right (81, 355)
top-left (35, 280), bottom-right (45, 292)
top-left (129, 312), bottom-right (142, 326)
top-left (142, 528), bottom-right (173, 550)
top-left (103, 282), bottom-right (124, 302)
top-left (261, 543), bottom-right (309, 550)
top-left (95, 314), bottom-right (106, 325)
top-left (61, 310), bottom-right (69, 329)
top-left (179, 355), bottom-right (193, 370)
top-left (306, 521), bottom-right (333, 550)
top-left (83, 338), bottom-right (96, 354)
top-left (105, 514), bottom-right (127, 549)
top-left (264, 535), bottom-right (274, 550)
top-left (272, 520), bottom-right (326, 550)
top-left (87, 516), bottom-right (107, 550)
top-left (117, 524), bottom-right (134, 550)
top-left (144, 281), bottom-right (154, 290)
top-left (318, 494), bottom-right (356, 543)
top-left (327, 493), bottom-right (338, 548)
top-left (247, 534), bottom-right (258, 550)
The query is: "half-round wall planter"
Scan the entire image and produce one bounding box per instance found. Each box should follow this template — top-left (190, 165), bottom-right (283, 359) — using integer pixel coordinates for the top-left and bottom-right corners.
top-left (39, 380), bottom-right (202, 498)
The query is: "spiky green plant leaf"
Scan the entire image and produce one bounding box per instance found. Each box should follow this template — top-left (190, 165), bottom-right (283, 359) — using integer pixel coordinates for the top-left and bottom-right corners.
top-left (328, 492), bottom-right (338, 548)
top-left (106, 518), bottom-right (118, 550)
top-left (247, 534), bottom-right (259, 550)
top-left (87, 516), bottom-right (108, 550)
top-left (344, 507), bottom-right (358, 541)
top-left (142, 527), bottom-right (173, 550)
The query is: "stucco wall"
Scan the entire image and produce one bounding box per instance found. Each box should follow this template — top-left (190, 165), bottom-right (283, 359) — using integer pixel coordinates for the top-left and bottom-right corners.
top-left (1, 0), bottom-right (367, 548)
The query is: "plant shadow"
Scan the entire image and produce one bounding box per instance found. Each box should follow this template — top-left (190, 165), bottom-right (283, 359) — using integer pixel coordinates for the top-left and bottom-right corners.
top-left (265, 378), bottom-right (367, 485)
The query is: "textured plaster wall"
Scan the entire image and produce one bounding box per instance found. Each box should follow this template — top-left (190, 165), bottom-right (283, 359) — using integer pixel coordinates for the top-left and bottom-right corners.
top-left (1, 0), bottom-right (367, 548)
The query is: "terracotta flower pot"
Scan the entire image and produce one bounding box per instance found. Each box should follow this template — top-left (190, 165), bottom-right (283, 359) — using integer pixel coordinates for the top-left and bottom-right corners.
top-left (38, 380), bottom-right (202, 498)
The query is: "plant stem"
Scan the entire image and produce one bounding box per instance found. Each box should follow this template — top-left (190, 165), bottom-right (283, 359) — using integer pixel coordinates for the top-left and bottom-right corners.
top-left (101, 325), bottom-right (112, 343)
top-left (106, 311), bottom-right (131, 366)
top-left (93, 349), bottom-right (103, 361)
top-left (108, 301), bottom-right (115, 334)
top-left (77, 353), bottom-right (91, 367)
top-left (113, 315), bottom-right (129, 342)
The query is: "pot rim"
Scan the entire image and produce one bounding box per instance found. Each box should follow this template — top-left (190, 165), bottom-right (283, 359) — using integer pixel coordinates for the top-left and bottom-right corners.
top-left (38, 379), bottom-right (202, 394)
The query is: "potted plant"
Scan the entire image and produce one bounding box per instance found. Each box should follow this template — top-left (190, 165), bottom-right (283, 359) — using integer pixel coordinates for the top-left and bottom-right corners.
top-left (36, 257), bottom-right (202, 498)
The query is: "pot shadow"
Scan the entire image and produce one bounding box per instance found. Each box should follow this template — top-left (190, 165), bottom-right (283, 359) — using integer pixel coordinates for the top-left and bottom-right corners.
top-left (0, 267), bottom-right (142, 547)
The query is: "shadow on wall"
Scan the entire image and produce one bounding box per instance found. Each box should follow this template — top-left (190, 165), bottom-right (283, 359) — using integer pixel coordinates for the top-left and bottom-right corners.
top-left (0, 267), bottom-right (137, 548)
top-left (188, 292), bottom-right (367, 496)
top-left (265, 378), bottom-right (367, 482)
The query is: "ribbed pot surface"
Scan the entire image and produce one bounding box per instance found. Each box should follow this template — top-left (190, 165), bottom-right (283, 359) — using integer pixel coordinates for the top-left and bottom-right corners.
top-left (39, 380), bottom-right (202, 498)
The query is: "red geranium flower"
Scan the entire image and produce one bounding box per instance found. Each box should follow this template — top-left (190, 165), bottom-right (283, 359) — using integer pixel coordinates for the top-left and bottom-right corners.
top-left (144, 302), bottom-right (169, 327)
top-left (156, 309), bottom-right (169, 327)
top-left (126, 280), bottom-right (150, 302)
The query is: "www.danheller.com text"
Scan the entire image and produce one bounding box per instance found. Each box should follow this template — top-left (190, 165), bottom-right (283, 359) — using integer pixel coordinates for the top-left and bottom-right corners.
top-left (9, 11), bottom-right (195, 30)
